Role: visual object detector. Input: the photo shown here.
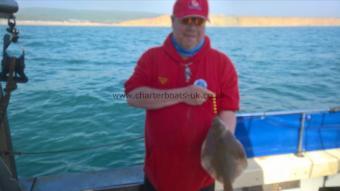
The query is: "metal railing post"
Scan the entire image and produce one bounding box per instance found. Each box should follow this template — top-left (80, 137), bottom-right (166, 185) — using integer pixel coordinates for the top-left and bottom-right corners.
top-left (296, 113), bottom-right (306, 157)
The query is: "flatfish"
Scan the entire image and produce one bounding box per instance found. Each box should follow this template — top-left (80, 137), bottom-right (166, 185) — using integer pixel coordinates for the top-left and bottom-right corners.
top-left (201, 117), bottom-right (248, 191)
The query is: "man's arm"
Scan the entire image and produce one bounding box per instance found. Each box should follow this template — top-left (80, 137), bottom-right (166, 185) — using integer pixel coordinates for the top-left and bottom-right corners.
top-left (219, 110), bottom-right (237, 133)
top-left (126, 86), bottom-right (215, 110)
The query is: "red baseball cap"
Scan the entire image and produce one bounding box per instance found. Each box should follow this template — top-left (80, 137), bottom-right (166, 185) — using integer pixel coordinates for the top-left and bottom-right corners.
top-left (173, 0), bottom-right (209, 20)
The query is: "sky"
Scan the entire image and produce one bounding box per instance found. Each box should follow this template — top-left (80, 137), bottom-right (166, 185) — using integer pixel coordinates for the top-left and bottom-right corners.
top-left (17, 0), bottom-right (340, 18)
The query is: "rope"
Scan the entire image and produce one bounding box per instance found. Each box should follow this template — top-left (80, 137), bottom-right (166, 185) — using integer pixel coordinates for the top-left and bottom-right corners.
top-left (1, 135), bottom-right (144, 156)
top-left (30, 177), bottom-right (38, 191)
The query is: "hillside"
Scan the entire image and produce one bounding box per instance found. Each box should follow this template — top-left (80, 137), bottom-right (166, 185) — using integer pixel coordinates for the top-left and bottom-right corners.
top-left (116, 15), bottom-right (340, 27)
top-left (15, 8), bottom-right (160, 23)
top-left (5, 8), bottom-right (340, 27)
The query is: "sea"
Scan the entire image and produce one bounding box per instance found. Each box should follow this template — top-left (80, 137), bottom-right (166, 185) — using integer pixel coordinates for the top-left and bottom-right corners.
top-left (0, 26), bottom-right (339, 177)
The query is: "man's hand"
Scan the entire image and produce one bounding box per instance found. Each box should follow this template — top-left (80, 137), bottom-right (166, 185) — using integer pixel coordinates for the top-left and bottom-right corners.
top-left (181, 85), bottom-right (215, 106)
top-left (219, 111), bottom-right (237, 133)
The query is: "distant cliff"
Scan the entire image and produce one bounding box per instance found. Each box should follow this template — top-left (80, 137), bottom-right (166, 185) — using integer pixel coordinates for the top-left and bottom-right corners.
top-left (4, 8), bottom-right (340, 27)
top-left (15, 8), bottom-right (160, 23)
top-left (116, 15), bottom-right (340, 27)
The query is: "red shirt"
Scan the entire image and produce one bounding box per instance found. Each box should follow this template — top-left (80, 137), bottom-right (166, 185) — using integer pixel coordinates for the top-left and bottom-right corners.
top-left (125, 34), bottom-right (239, 191)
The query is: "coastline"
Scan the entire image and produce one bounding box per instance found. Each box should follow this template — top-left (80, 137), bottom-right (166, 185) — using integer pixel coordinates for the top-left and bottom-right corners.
top-left (1, 15), bottom-right (340, 27)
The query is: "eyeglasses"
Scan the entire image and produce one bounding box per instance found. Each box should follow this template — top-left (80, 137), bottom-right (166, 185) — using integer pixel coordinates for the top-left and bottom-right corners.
top-left (180, 17), bottom-right (206, 26)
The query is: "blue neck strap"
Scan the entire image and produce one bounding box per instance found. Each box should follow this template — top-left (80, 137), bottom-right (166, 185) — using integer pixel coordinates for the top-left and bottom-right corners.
top-left (171, 35), bottom-right (205, 57)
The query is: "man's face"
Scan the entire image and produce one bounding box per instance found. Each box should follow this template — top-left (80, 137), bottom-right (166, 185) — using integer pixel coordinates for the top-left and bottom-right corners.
top-left (172, 16), bottom-right (206, 50)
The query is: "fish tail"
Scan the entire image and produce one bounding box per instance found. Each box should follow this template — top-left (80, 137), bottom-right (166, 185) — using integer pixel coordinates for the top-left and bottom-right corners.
top-left (223, 183), bottom-right (233, 191)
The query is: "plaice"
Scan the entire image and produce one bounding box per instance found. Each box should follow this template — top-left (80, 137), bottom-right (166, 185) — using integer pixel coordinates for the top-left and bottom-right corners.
top-left (201, 117), bottom-right (248, 191)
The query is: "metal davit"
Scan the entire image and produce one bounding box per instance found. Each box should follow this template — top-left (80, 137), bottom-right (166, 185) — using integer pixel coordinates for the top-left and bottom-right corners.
top-left (0, 0), bottom-right (18, 18)
top-left (0, 0), bottom-right (27, 190)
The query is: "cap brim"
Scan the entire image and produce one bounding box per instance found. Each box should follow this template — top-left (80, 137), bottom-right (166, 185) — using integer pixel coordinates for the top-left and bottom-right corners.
top-left (179, 15), bottom-right (209, 21)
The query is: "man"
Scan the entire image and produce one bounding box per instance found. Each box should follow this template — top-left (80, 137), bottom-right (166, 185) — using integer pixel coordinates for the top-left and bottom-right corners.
top-left (124, 0), bottom-right (239, 190)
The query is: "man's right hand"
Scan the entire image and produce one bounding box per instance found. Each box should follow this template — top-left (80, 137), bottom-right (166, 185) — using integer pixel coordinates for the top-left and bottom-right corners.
top-left (181, 85), bottom-right (215, 106)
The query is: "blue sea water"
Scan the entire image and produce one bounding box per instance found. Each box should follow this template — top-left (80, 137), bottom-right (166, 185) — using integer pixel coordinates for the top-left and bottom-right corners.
top-left (0, 26), bottom-right (339, 177)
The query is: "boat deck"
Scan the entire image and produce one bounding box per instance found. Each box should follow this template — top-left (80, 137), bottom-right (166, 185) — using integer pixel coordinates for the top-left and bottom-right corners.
top-left (19, 148), bottom-right (340, 191)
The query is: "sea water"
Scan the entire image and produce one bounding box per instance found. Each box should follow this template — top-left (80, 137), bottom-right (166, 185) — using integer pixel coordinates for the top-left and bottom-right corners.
top-left (0, 26), bottom-right (339, 177)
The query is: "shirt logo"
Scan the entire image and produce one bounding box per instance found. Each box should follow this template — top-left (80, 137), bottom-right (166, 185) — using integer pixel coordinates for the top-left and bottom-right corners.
top-left (188, 0), bottom-right (202, 10)
top-left (194, 79), bottom-right (208, 89)
top-left (158, 76), bottom-right (168, 85)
